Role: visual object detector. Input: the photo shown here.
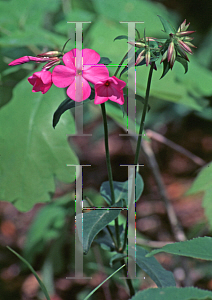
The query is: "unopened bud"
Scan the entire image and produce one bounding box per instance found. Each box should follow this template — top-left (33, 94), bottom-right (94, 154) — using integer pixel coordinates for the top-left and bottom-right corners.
top-left (37, 51), bottom-right (62, 58)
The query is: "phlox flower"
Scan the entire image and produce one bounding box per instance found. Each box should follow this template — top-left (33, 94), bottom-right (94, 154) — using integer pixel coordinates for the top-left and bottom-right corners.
top-left (94, 76), bottom-right (126, 105)
top-left (52, 48), bottom-right (109, 102)
top-left (28, 71), bottom-right (52, 94)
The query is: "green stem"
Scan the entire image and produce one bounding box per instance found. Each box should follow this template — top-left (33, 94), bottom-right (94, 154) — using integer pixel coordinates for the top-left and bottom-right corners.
top-left (121, 259), bottom-right (135, 297)
top-left (101, 103), bottom-right (120, 249)
top-left (134, 62), bottom-right (155, 166)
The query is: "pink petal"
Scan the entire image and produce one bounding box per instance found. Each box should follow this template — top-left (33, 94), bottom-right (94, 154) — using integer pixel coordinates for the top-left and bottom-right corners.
top-left (63, 49), bottom-right (78, 68)
top-left (52, 65), bottom-right (75, 88)
top-left (82, 48), bottom-right (101, 67)
top-left (40, 71), bottom-right (52, 84)
top-left (66, 77), bottom-right (91, 101)
top-left (83, 65), bottom-right (109, 84)
top-left (94, 96), bottom-right (108, 105)
top-left (112, 76), bottom-right (126, 89)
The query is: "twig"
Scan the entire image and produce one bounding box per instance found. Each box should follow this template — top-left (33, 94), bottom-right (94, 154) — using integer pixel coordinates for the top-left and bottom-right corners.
top-left (141, 140), bottom-right (193, 286)
top-left (141, 140), bottom-right (186, 242)
top-left (130, 238), bottom-right (174, 249)
top-left (146, 129), bottom-right (206, 167)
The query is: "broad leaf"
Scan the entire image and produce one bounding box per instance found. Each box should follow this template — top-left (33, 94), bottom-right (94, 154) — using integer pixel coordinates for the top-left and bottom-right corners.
top-left (0, 76), bottom-right (78, 211)
top-left (147, 237), bottom-right (212, 261)
top-left (135, 246), bottom-right (176, 287)
top-left (100, 172), bottom-right (144, 205)
top-left (76, 199), bottom-right (123, 254)
top-left (130, 287), bottom-right (212, 300)
top-left (186, 162), bottom-right (212, 229)
top-left (186, 163), bottom-right (212, 195)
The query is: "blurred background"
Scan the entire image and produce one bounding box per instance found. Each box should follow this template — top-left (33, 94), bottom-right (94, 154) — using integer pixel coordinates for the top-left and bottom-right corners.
top-left (0, 0), bottom-right (212, 299)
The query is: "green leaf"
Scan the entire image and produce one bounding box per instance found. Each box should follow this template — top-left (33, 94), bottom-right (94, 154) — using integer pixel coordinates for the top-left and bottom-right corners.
top-left (0, 75), bottom-right (78, 212)
top-left (186, 162), bottom-right (212, 229)
top-left (175, 56), bottom-right (188, 74)
top-left (7, 246), bottom-right (51, 300)
top-left (186, 163), bottom-right (212, 195)
top-left (129, 287), bottom-right (212, 300)
top-left (147, 237), bottom-right (212, 261)
top-left (110, 253), bottom-right (127, 267)
top-left (158, 15), bottom-right (175, 35)
top-left (100, 172), bottom-right (144, 205)
top-left (135, 246), bottom-right (176, 287)
top-left (94, 224), bottom-right (124, 251)
top-left (99, 57), bottom-right (112, 65)
top-left (84, 264), bottom-right (125, 300)
top-left (114, 35), bottom-right (128, 41)
top-left (76, 199), bottom-right (123, 254)
top-left (160, 59), bottom-right (171, 79)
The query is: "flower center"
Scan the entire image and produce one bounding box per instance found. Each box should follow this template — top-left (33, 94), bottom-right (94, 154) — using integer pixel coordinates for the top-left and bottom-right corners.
top-left (77, 69), bottom-right (82, 75)
top-left (105, 80), bottom-right (110, 86)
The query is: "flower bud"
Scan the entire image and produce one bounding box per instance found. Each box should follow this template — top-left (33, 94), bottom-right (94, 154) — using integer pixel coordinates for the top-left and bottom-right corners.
top-left (37, 51), bottom-right (62, 57)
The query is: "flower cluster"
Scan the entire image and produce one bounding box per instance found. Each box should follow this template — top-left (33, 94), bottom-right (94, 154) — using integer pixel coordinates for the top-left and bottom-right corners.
top-left (8, 48), bottom-right (126, 105)
top-left (160, 19), bottom-right (196, 69)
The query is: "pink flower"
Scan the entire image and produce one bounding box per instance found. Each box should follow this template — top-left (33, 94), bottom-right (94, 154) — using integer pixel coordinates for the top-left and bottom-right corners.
top-left (9, 56), bottom-right (51, 66)
top-left (94, 76), bottom-right (126, 105)
top-left (52, 48), bottom-right (109, 102)
top-left (28, 71), bottom-right (52, 94)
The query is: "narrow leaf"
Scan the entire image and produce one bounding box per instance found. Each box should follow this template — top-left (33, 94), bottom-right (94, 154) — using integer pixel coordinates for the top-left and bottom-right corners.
top-left (129, 287), bottom-right (212, 300)
top-left (7, 246), bottom-right (51, 300)
top-left (135, 246), bottom-right (176, 287)
top-left (160, 59), bottom-right (171, 79)
top-left (158, 15), bottom-right (175, 34)
top-left (176, 56), bottom-right (188, 74)
top-left (84, 264), bottom-right (125, 300)
top-left (147, 237), bottom-right (212, 261)
top-left (53, 97), bottom-right (91, 128)
top-left (114, 35), bottom-right (128, 41)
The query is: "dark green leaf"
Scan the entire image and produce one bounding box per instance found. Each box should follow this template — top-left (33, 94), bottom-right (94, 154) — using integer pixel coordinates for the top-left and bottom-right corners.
top-left (160, 59), bottom-right (171, 79)
top-left (110, 253), bottom-right (127, 267)
top-left (99, 57), bottom-right (112, 65)
top-left (129, 287), bottom-right (212, 300)
top-left (76, 199), bottom-right (123, 254)
top-left (135, 246), bottom-right (176, 287)
top-left (94, 224), bottom-right (124, 251)
top-left (100, 173), bottom-right (144, 205)
top-left (176, 56), bottom-right (188, 74)
top-left (147, 237), bottom-right (212, 261)
top-left (114, 35), bottom-right (128, 41)
top-left (53, 97), bottom-right (91, 128)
